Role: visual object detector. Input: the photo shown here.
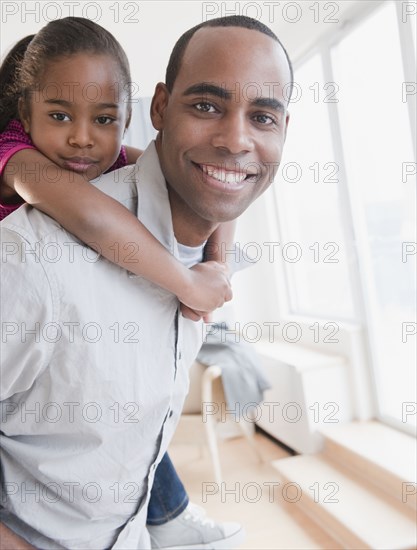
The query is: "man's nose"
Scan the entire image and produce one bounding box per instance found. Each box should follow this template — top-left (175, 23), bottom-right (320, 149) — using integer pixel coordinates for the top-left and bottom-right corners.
top-left (68, 121), bottom-right (94, 148)
top-left (211, 113), bottom-right (254, 155)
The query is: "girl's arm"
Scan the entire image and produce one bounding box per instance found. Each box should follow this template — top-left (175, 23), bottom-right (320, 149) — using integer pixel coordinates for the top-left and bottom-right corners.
top-left (0, 523), bottom-right (34, 549)
top-left (1, 149), bottom-right (232, 313)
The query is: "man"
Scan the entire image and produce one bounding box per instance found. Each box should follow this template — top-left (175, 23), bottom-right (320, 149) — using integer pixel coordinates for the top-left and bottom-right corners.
top-left (0, 15), bottom-right (292, 549)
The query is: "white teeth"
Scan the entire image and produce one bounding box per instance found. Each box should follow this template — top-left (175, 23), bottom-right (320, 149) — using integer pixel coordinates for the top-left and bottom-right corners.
top-left (224, 172), bottom-right (245, 184)
top-left (200, 164), bottom-right (247, 184)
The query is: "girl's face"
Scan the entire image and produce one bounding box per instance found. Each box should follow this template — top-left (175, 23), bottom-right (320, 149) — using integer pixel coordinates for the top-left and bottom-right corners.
top-left (20, 53), bottom-right (130, 177)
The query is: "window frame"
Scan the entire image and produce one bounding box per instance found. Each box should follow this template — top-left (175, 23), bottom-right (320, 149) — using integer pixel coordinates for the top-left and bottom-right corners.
top-left (270, 0), bottom-right (416, 435)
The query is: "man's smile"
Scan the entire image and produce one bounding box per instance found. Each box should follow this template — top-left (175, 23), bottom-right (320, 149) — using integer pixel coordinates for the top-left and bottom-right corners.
top-left (193, 162), bottom-right (259, 190)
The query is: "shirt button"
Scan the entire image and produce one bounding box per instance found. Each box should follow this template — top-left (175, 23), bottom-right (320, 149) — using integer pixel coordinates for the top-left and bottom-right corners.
top-left (178, 350), bottom-right (182, 360)
top-left (169, 410), bottom-right (173, 418)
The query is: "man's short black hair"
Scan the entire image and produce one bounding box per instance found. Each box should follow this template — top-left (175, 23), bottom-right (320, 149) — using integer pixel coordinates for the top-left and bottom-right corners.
top-left (165, 15), bottom-right (294, 101)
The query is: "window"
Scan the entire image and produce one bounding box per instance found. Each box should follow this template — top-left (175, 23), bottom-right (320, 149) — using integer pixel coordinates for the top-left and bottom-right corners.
top-left (273, 1), bottom-right (416, 433)
top-left (332, 1), bottom-right (416, 431)
top-left (275, 54), bottom-right (355, 320)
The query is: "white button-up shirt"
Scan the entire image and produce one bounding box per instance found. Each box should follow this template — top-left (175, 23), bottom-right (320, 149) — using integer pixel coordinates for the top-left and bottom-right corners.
top-left (0, 142), bottom-right (203, 549)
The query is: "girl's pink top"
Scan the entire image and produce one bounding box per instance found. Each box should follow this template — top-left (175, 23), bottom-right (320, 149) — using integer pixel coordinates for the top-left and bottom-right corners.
top-left (0, 119), bottom-right (127, 220)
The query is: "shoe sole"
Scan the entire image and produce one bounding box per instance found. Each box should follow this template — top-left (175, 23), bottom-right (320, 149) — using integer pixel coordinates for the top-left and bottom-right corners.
top-left (160, 527), bottom-right (246, 550)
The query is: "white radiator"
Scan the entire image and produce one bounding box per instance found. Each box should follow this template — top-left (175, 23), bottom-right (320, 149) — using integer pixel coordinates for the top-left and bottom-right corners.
top-left (254, 341), bottom-right (352, 454)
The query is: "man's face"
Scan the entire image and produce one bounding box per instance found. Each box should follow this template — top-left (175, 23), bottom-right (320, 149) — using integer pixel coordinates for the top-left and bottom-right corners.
top-left (151, 26), bottom-right (291, 243)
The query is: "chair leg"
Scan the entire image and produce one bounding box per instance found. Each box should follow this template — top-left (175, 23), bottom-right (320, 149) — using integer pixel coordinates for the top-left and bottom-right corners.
top-left (238, 418), bottom-right (264, 463)
top-left (203, 413), bottom-right (223, 485)
top-left (202, 366), bottom-right (223, 485)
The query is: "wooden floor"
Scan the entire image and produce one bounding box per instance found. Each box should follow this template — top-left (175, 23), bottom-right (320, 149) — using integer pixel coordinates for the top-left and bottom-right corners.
top-left (169, 431), bottom-right (343, 549)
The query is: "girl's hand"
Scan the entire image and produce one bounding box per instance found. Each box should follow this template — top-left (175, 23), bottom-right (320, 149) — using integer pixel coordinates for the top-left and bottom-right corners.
top-left (178, 261), bottom-right (233, 315)
top-left (179, 305), bottom-right (213, 323)
top-left (180, 304), bottom-right (205, 322)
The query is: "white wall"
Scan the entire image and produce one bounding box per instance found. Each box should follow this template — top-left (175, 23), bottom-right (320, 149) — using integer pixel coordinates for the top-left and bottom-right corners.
top-left (1, 0), bottom-right (371, 97)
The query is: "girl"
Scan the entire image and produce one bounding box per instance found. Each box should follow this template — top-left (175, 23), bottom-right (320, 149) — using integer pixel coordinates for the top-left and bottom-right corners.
top-left (0, 17), bottom-right (235, 320)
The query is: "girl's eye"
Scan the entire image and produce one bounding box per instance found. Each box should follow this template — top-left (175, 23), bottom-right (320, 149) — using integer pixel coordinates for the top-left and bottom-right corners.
top-left (50, 113), bottom-right (70, 122)
top-left (194, 102), bottom-right (217, 114)
top-left (253, 113), bottom-right (277, 126)
top-left (96, 116), bottom-right (114, 125)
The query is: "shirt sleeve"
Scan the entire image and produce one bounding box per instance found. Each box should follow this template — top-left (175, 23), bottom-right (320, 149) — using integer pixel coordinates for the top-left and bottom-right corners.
top-left (0, 226), bottom-right (56, 400)
top-left (0, 120), bottom-right (36, 176)
top-left (105, 146), bottom-right (128, 173)
top-left (0, 120), bottom-right (36, 217)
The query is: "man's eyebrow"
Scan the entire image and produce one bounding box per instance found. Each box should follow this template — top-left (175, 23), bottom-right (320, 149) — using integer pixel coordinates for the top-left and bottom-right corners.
top-left (183, 83), bottom-right (232, 100)
top-left (182, 83), bottom-right (286, 112)
top-left (252, 97), bottom-right (286, 113)
top-left (44, 99), bottom-right (120, 109)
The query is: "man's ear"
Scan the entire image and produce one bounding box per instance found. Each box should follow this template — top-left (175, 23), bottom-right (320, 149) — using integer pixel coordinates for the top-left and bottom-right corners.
top-left (18, 98), bottom-right (30, 133)
top-left (150, 83), bottom-right (170, 131)
top-left (283, 111), bottom-right (290, 142)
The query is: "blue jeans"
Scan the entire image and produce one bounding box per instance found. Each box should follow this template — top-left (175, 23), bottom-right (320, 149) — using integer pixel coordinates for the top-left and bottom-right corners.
top-left (146, 452), bottom-right (189, 525)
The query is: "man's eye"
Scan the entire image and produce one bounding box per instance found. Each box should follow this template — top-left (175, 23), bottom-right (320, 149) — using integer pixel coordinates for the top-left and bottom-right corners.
top-left (96, 116), bottom-right (114, 125)
top-left (194, 102), bottom-right (216, 113)
top-left (50, 113), bottom-right (70, 122)
top-left (254, 114), bottom-right (276, 125)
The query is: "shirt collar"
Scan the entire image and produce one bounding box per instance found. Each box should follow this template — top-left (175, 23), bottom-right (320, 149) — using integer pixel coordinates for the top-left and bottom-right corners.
top-left (136, 141), bottom-right (178, 258)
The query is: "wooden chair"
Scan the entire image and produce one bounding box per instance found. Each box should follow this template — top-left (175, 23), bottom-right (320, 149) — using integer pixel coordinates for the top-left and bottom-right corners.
top-left (172, 361), bottom-right (263, 484)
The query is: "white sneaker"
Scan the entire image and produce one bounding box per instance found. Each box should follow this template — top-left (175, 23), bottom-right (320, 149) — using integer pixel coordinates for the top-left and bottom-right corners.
top-left (148, 502), bottom-right (245, 549)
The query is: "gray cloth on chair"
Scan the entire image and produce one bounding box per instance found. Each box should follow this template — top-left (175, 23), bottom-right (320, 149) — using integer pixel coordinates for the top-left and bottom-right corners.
top-left (197, 323), bottom-right (271, 417)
